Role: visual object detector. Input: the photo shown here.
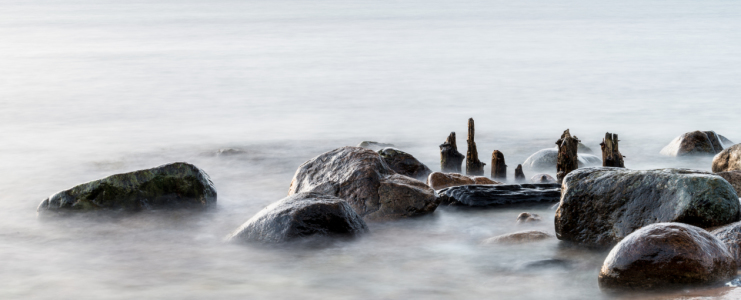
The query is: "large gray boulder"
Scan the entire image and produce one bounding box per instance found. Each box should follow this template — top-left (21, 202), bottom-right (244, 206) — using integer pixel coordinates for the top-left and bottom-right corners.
top-left (599, 223), bottom-right (736, 291)
top-left (288, 147), bottom-right (439, 221)
top-left (660, 130), bottom-right (730, 157)
top-left (378, 147), bottom-right (432, 181)
top-left (227, 192), bottom-right (368, 244)
top-left (555, 167), bottom-right (740, 248)
top-left (38, 162), bottom-right (216, 212)
top-left (521, 148), bottom-right (601, 171)
top-left (713, 144), bottom-right (741, 173)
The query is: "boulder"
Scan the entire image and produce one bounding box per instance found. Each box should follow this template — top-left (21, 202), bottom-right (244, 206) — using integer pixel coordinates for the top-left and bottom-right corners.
top-left (37, 162), bottom-right (216, 212)
top-left (438, 183), bottom-right (561, 207)
top-left (521, 148), bottom-right (601, 171)
top-left (577, 142), bottom-right (593, 154)
top-left (482, 230), bottom-right (552, 244)
top-left (556, 167), bottom-right (740, 248)
top-left (227, 192), bottom-right (368, 243)
top-left (517, 212), bottom-right (541, 223)
top-left (288, 147), bottom-right (439, 221)
top-left (357, 141), bottom-right (395, 151)
top-left (599, 223), bottom-right (736, 291)
top-left (530, 173), bottom-right (556, 183)
top-left (711, 221), bottom-right (741, 267)
top-left (713, 144), bottom-right (741, 173)
top-left (426, 172), bottom-right (500, 190)
top-left (378, 147), bottom-right (432, 181)
top-left (715, 171), bottom-right (741, 196)
top-left (660, 130), bottom-right (726, 157)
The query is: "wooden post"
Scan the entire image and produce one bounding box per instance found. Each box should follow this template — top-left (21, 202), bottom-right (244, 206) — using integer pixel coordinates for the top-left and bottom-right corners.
top-left (491, 150), bottom-right (506, 180)
top-left (600, 132), bottom-right (625, 168)
top-left (515, 164), bottom-right (525, 182)
top-left (556, 129), bottom-right (580, 183)
top-left (466, 118), bottom-right (486, 176)
top-left (440, 132), bottom-right (464, 173)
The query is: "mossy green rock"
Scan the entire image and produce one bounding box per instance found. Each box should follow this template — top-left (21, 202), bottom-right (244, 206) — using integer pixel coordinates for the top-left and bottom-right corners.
top-left (555, 167), bottom-right (740, 248)
top-left (38, 162), bottom-right (216, 212)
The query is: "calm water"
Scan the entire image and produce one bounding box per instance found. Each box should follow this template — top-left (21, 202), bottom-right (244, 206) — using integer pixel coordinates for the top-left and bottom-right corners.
top-left (2, 0), bottom-right (741, 299)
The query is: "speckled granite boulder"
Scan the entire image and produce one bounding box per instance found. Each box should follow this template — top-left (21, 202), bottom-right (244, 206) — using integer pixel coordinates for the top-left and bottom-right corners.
top-left (660, 131), bottom-right (729, 157)
top-left (378, 147), bottom-right (432, 181)
top-left (556, 168), bottom-right (739, 248)
top-left (713, 144), bottom-right (741, 173)
top-left (227, 192), bottom-right (368, 243)
top-left (38, 162), bottom-right (216, 212)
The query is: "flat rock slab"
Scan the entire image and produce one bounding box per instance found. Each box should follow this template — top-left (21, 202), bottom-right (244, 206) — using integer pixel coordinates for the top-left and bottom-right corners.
top-left (38, 162), bottom-right (217, 212)
top-left (227, 192), bottom-right (368, 244)
top-left (438, 183), bottom-right (560, 207)
top-left (556, 167), bottom-right (740, 248)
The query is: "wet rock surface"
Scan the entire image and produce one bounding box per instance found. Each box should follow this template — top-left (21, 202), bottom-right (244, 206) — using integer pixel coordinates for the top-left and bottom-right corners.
top-left (711, 221), bottom-right (741, 267)
top-left (660, 130), bottom-right (726, 157)
top-left (715, 171), bottom-right (741, 196)
top-left (530, 173), bottom-right (556, 183)
top-left (288, 146), bottom-right (439, 221)
top-left (482, 230), bottom-right (552, 244)
top-left (378, 147), bottom-right (432, 181)
top-left (599, 223), bottom-right (736, 291)
top-left (38, 162), bottom-right (217, 212)
top-left (227, 192), bottom-right (368, 243)
top-left (357, 141), bottom-right (395, 151)
top-left (517, 212), bottom-right (541, 223)
top-left (521, 148), bottom-right (601, 171)
top-left (427, 172), bottom-right (500, 190)
top-left (555, 167), bottom-right (740, 248)
top-left (438, 183), bottom-right (560, 207)
top-left (713, 144), bottom-right (741, 173)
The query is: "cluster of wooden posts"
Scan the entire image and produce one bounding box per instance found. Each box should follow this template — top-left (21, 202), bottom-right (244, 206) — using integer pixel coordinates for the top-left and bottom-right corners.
top-left (439, 118), bottom-right (625, 183)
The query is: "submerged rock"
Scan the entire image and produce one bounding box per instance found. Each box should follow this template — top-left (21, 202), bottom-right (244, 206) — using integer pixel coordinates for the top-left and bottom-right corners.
top-left (712, 221), bottom-right (741, 267)
top-left (482, 230), bottom-right (552, 244)
top-left (577, 142), bottom-right (593, 154)
top-left (599, 223), bottom-right (736, 291)
top-left (660, 130), bottom-right (726, 157)
top-left (38, 162), bottom-right (217, 212)
top-left (713, 144), bottom-right (741, 173)
top-left (438, 183), bottom-right (560, 207)
top-left (288, 147), bottom-right (439, 221)
top-left (517, 212), bottom-right (541, 223)
top-left (227, 192), bottom-right (368, 244)
top-left (357, 141), bottom-right (395, 151)
top-left (521, 148), bottom-right (601, 171)
top-left (378, 147), bottom-right (432, 181)
top-left (556, 168), bottom-right (739, 248)
top-left (530, 173), bottom-right (556, 183)
top-left (715, 171), bottom-right (741, 196)
top-left (426, 172), bottom-right (500, 190)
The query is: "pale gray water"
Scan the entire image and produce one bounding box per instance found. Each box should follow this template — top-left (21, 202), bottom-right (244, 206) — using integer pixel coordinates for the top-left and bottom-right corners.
top-left (2, 0), bottom-right (741, 299)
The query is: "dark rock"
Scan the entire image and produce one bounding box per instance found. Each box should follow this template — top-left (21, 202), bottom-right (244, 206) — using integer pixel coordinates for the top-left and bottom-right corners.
top-left (514, 164), bottom-right (525, 182)
top-left (530, 173), bottom-right (556, 183)
top-left (465, 118), bottom-right (486, 176)
top-left (517, 212), bottom-right (541, 223)
top-left (660, 130), bottom-right (725, 156)
top-left (522, 148), bottom-right (601, 171)
top-left (37, 162), bottom-right (217, 213)
top-left (438, 183), bottom-right (560, 207)
top-left (378, 147), bottom-right (432, 181)
top-left (711, 221), bottom-right (741, 268)
top-left (490, 150), bottom-right (506, 181)
top-left (555, 167), bottom-right (740, 248)
top-left (715, 171), bottom-right (741, 196)
top-left (556, 129), bottom-right (580, 183)
top-left (440, 132), bottom-right (464, 173)
top-left (482, 230), bottom-right (552, 244)
top-left (227, 192), bottom-right (368, 243)
top-left (426, 172), bottom-right (500, 190)
top-left (713, 144), bottom-right (741, 173)
top-left (357, 141), bottom-right (395, 151)
top-left (288, 146), bottom-right (439, 221)
top-left (599, 223), bottom-right (736, 291)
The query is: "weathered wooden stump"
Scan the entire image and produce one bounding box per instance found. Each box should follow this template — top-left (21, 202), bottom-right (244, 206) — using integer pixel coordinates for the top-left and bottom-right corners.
top-left (600, 132), bottom-right (625, 168)
top-left (556, 129), bottom-right (580, 183)
top-left (440, 132), bottom-right (464, 173)
top-left (491, 150), bottom-right (507, 180)
top-left (515, 164), bottom-right (526, 182)
top-left (466, 118), bottom-right (486, 176)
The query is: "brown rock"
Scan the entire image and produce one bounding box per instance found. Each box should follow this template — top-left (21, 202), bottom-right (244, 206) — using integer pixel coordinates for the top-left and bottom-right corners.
top-left (427, 172), bottom-right (500, 190)
top-left (490, 150), bottom-right (506, 181)
top-left (713, 144), bottom-right (741, 173)
top-left (378, 147), bottom-right (432, 181)
top-left (514, 164), bottom-right (525, 182)
top-left (711, 221), bottom-right (741, 267)
top-left (517, 212), bottom-right (541, 223)
top-left (440, 132), bottom-right (464, 173)
top-left (715, 171), bottom-right (741, 196)
top-left (288, 147), bottom-right (439, 221)
top-left (465, 118), bottom-right (486, 176)
top-left (531, 173), bottom-right (556, 183)
top-left (482, 230), bottom-right (552, 244)
top-left (661, 130), bottom-right (724, 157)
top-left (599, 223), bottom-right (736, 291)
